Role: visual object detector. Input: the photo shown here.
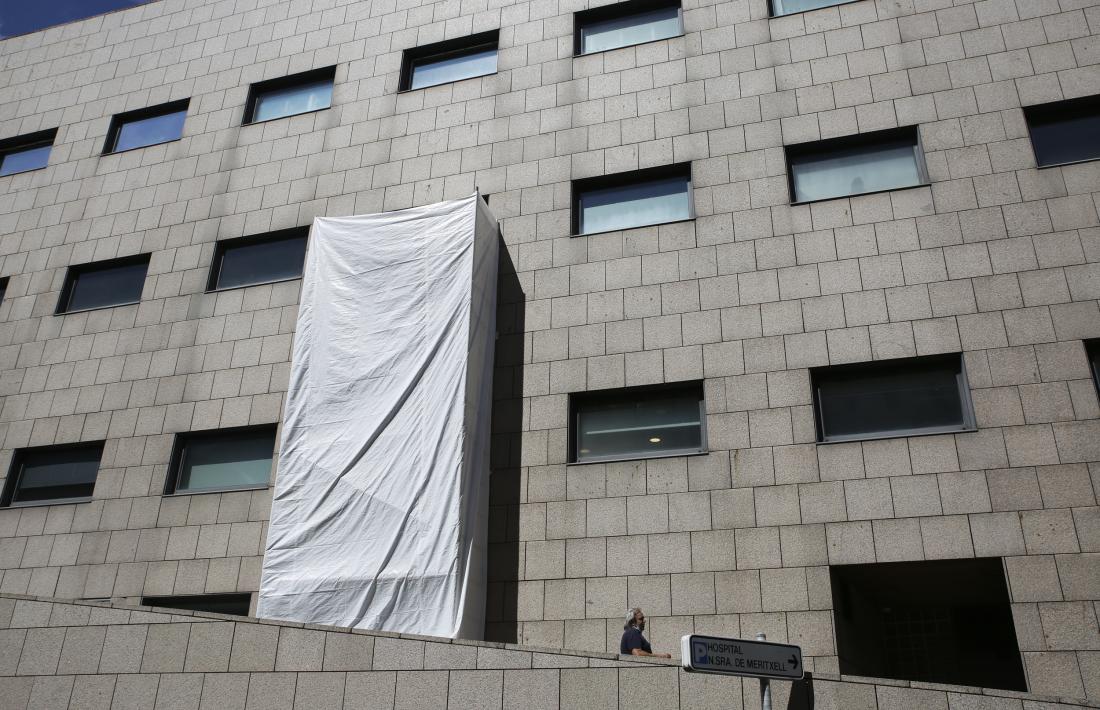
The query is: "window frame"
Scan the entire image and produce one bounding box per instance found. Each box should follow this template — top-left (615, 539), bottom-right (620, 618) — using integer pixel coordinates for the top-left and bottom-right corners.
top-left (164, 424), bottom-right (278, 496)
top-left (571, 161), bottom-right (694, 237)
top-left (769, 0), bottom-right (861, 17)
top-left (569, 381), bottom-right (707, 465)
top-left (0, 128), bottom-right (58, 177)
top-left (1023, 94), bottom-right (1100, 169)
top-left (55, 253), bottom-right (151, 315)
top-left (573, 0), bottom-right (684, 56)
top-left (141, 593), bottom-right (252, 616)
top-left (103, 99), bottom-right (189, 154)
top-left (811, 353), bottom-right (976, 444)
top-left (205, 226), bottom-right (309, 293)
top-left (399, 30), bottom-right (500, 92)
top-left (784, 125), bottom-right (929, 205)
top-left (243, 66), bottom-right (337, 125)
top-left (1, 441), bottom-right (105, 508)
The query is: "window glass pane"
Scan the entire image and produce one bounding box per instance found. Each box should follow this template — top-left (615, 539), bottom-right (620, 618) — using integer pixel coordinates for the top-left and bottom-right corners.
top-left (1027, 100), bottom-right (1100, 167)
top-left (114, 109), bottom-right (187, 152)
top-left (177, 430), bottom-right (275, 492)
top-left (142, 594), bottom-right (251, 616)
top-left (214, 232), bottom-right (307, 290)
top-left (252, 79), bottom-right (333, 122)
top-left (410, 47), bottom-right (497, 90)
top-left (772, 0), bottom-right (850, 15)
top-left (816, 359), bottom-right (968, 440)
top-left (577, 389), bottom-right (702, 461)
top-left (579, 175), bottom-right (690, 234)
top-left (12, 446), bottom-right (101, 504)
top-left (65, 259), bottom-right (148, 312)
top-left (0, 144), bottom-right (51, 176)
top-left (791, 139), bottom-right (921, 202)
top-left (1087, 341), bottom-right (1100, 394)
top-left (580, 6), bottom-right (681, 54)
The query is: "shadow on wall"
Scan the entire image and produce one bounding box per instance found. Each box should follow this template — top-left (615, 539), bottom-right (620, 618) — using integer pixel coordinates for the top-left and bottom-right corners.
top-left (788, 673), bottom-right (814, 710)
top-left (485, 233), bottom-right (524, 643)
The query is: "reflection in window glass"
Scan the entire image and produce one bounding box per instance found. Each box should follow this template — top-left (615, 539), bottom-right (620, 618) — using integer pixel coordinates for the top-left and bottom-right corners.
top-left (0, 144), bottom-right (51, 176)
top-left (579, 5), bottom-right (681, 54)
top-left (59, 257), bottom-right (149, 313)
top-left (251, 78), bottom-right (333, 123)
top-left (173, 428), bottom-right (275, 493)
top-left (574, 385), bottom-right (704, 463)
top-left (410, 47), bottom-right (498, 90)
top-left (788, 129), bottom-right (924, 203)
top-left (578, 173), bottom-right (691, 234)
top-left (4, 444), bottom-right (103, 506)
top-left (1025, 95), bottom-right (1100, 168)
top-left (771, 0), bottom-right (851, 15)
top-left (112, 108), bottom-right (187, 152)
top-left (210, 229), bottom-right (308, 290)
top-left (813, 354), bottom-right (973, 442)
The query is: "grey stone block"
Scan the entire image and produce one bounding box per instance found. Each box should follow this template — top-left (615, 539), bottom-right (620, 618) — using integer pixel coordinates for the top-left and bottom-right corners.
top-left (394, 671), bottom-right (448, 710)
top-left (245, 672), bottom-right (296, 710)
top-left (323, 632), bottom-right (375, 671)
top-left (448, 670), bottom-right (504, 709)
top-left (229, 623), bottom-right (278, 672)
top-left (275, 627), bottom-right (326, 672)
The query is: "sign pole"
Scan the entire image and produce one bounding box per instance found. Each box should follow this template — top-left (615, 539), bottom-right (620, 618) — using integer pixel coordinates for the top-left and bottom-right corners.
top-left (756, 633), bottom-right (771, 710)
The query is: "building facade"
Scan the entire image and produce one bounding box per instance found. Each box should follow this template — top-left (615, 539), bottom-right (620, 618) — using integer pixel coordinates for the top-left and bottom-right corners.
top-left (0, 0), bottom-right (1098, 706)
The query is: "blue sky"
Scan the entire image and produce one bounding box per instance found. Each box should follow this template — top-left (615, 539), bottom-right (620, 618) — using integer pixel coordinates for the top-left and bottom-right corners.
top-left (1, 0), bottom-right (153, 39)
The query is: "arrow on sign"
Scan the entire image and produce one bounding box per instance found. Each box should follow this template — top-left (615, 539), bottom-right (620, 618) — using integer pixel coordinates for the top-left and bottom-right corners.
top-left (789, 654), bottom-right (799, 669)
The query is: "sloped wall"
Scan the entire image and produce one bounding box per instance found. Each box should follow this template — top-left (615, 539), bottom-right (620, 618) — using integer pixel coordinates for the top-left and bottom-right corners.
top-left (0, 594), bottom-right (1096, 710)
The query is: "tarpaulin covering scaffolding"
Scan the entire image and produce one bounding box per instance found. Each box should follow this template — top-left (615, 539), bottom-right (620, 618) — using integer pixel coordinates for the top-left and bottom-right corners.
top-left (257, 194), bottom-right (498, 639)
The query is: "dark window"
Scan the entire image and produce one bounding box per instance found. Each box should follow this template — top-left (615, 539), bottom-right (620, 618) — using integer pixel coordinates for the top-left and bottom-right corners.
top-left (245, 66), bottom-right (336, 124)
top-left (770, 0), bottom-right (858, 15)
top-left (1087, 340), bottom-right (1100, 397)
top-left (831, 559), bottom-right (1026, 691)
top-left (1024, 94), bottom-right (1100, 168)
top-left (785, 125), bottom-right (927, 203)
top-left (575, 0), bottom-right (682, 55)
top-left (165, 426), bottom-right (276, 494)
top-left (141, 593), bottom-right (251, 616)
top-left (0, 128), bottom-right (57, 176)
top-left (571, 382), bottom-right (705, 463)
top-left (812, 353), bottom-right (974, 442)
top-left (1, 442), bottom-right (104, 507)
top-left (572, 162), bottom-right (692, 236)
top-left (400, 30), bottom-right (499, 91)
top-left (0, 277), bottom-right (8, 305)
top-left (56, 254), bottom-right (149, 314)
top-left (104, 100), bottom-right (189, 153)
top-left (207, 227), bottom-right (308, 291)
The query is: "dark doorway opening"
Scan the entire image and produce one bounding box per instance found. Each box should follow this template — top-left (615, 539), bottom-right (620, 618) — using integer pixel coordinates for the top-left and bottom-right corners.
top-left (830, 558), bottom-right (1026, 691)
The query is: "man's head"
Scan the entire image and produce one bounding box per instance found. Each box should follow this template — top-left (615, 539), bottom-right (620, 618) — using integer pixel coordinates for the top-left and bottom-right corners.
top-left (624, 608), bottom-right (645, 630)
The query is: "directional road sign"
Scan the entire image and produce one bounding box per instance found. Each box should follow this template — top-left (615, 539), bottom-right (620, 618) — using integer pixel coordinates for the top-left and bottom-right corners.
top-left (680, 634), bottom-right (804, 680)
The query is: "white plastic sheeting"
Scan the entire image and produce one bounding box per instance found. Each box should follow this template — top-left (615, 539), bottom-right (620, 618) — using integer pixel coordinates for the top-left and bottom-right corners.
top-left (257, 194), bottom-right (498, 640)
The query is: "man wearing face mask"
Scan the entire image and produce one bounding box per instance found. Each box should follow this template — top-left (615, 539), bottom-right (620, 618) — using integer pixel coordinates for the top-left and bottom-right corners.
top-left (620, 608), bottom-right (672, 658)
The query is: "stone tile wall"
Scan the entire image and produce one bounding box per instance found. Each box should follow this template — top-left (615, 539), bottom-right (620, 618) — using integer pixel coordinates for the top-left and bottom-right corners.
top-left (2, 594), bottom-right (1098, 710)
top-left (0, 0), bottom-right (1097, 703)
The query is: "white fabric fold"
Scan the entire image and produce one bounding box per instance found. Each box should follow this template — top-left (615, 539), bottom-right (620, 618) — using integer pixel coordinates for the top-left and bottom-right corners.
top-left (258, 193), bottom-right (497, 639)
